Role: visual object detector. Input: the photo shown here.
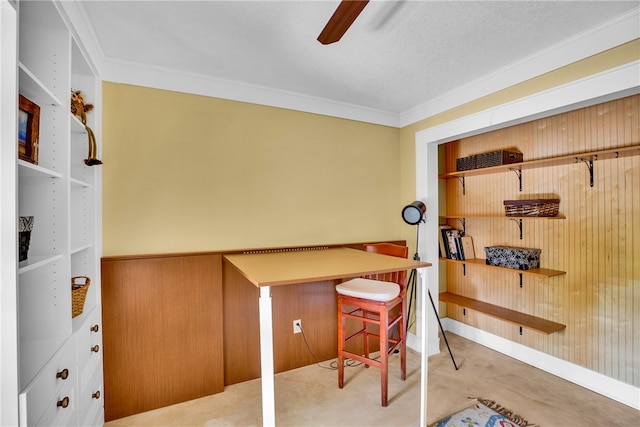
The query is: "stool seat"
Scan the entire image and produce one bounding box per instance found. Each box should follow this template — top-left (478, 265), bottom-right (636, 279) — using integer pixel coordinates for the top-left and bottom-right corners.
top-left (336, 278), bottom-right (400, 302)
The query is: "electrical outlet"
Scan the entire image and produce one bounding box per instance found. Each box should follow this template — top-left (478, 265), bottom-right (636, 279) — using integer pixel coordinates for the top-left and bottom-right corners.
top-left (293, 319), bottom-right (302, 334)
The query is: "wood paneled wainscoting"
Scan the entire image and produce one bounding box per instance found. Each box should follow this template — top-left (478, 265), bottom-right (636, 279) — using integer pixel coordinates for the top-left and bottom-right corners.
top-left (101, 241), bottom-right (404, 421)
top-left (439, 94), bottom-right (639, 389)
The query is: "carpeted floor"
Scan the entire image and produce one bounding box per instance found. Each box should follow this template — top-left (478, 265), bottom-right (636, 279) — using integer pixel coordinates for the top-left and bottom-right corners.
top-left (105, 333), bottom-right (640, 426)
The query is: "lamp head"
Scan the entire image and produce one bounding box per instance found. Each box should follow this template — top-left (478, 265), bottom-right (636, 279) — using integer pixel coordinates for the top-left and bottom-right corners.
top-left (402, 201), bottom-right (426, 225)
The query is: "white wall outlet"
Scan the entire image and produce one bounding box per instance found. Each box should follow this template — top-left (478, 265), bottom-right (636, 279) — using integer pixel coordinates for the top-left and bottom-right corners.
top-left (293, 319), bottom-right (302, 334)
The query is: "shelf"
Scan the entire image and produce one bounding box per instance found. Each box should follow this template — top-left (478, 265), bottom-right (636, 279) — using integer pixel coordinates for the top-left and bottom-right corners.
top-left (18, 160), bottom-right (62, 179)
top-left (438, 144), bottom-right (640, 179)
top-left (71, 114), bottom-right (87, 133)
top-left (18, 254), bottom-right (64, 274)
top-left (439, 144), bottom-right (639, 190)
top-left (439, 257), bottom-right (566, 277)
top-left (71, 244), bottom-right (93, 255)
top-left (18, 62), bottom-right (63, 107)
top-left (439, 292), bottom-right (566, 334)
top-left (441, 215), bottom-right (564, 220)
top-left (71, 177), bottom-right (92, 188)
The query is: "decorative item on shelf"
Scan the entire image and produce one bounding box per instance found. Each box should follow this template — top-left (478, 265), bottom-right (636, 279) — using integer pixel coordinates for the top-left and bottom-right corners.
top-left (504, 199), bottom-right (560, 217)
top-left (456, 149), bottom-right (523, 171)
top-left (70, 90), bottom-right (102, 166)
top-left (18, 216), bottom-right (34, 262)
top-left (71, 276), bottom-right (91, 318)
top-left (18, 94), bottom-right (40, 164)
top-left (485, 246), bottom-right (541, 270)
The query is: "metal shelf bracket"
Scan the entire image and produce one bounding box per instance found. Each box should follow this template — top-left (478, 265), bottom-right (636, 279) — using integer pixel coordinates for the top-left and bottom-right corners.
top-left (579, 156), bottom-right (595, 187)
top-left (456, 176), bottom-right (466, 195)
top-left (519, 273), bottom-right (523, 288)
top-left (509, 218), bottom-right (523, 239)
top-left (509, 168), bottom-right (522, 191)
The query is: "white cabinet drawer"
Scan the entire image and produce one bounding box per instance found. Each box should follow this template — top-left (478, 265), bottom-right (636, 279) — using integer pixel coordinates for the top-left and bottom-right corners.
top-left (19, 335), bottom-right (77, 427)
top-left (77, 308), bottom-right (102, 373)
top-left (79, 368), bottom-right (103, 425)
top-left (36, 379), bottom-right (77, 427)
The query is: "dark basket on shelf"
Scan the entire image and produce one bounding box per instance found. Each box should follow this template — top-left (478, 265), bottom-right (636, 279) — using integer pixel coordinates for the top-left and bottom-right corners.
top-left (504, 199), bottom-right (560, 217)
top-left (475, 150), bottom-right (523, 169)
top-left (456, 150), bottom-right (523, 171)
top-left (456, 155), bottom-right (476, 171)
top-left (71, 276), bottom-right (91, 318)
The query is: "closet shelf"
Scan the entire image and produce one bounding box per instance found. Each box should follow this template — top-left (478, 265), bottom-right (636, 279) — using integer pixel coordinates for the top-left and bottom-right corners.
top-left (439, 292), bottom-right (566, 334)
top-left (439, 257), bottom-right (565, 278)
top-left (438, 144), bottom-right (640, 179)
top-left (440, 215), bottom-right (565, 220)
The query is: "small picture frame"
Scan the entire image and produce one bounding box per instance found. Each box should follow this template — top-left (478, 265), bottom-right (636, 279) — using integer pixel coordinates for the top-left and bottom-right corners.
top-left (18, 94), bottom-right (40, 164)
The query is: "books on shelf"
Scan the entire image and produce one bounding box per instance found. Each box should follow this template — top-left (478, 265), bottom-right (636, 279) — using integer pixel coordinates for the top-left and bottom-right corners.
top-left (461, 236), bottom-right (475, 259)
top-left (439, 226), bottom-right (476, 260)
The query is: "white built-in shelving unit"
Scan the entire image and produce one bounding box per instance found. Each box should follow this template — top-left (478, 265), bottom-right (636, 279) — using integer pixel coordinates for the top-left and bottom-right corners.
top-left (2, 0), bottom-right (104, 425)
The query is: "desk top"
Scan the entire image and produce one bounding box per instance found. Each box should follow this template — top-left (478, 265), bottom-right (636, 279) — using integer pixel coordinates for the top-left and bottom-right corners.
top-left (224, 247), bottom-right (431, 287)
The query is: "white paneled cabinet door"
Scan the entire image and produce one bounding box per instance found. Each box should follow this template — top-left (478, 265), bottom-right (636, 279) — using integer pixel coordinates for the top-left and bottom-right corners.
top-left (16, 0), bottom-right (103, 425)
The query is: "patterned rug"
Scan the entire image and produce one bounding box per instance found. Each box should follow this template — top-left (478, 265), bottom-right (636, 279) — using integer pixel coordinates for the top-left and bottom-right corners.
top-left (428, 398), bottom-right (538, 427)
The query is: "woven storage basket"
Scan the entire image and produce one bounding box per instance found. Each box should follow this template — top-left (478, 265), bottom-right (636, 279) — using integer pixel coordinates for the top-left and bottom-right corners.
top-left (504, 199), bottom-right (560, 217)
top-left (71, 276), bottom-right (91, 318)
top-left (475, 150), bottom-right (523, 169)
top-left (456, 155), bottom-right (476, 171)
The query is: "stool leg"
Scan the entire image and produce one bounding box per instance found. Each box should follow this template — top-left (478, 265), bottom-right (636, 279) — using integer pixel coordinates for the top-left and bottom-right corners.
top-left (363, 309), bottom-right (369, 368)
top-left (400, 300), bottom-right (407, 381)
top-left (380, 308), bottom-right (389, 407)
top-left (337, 297), bottom-right (345, 389)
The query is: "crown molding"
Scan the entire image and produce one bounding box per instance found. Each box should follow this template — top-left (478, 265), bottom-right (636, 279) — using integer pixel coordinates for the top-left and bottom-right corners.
top-left (101, 58), bottom-right (401, 127)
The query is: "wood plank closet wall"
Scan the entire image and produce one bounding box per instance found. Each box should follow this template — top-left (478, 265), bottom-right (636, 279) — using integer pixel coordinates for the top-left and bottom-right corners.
top-left (441, 94), bottom-right (639, 387)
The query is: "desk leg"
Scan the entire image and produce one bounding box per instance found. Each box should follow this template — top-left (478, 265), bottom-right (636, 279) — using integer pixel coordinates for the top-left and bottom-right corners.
top-left (259, 286), bottom-right (276, 427)
top-left (419, 269), bottom-right (429, 426)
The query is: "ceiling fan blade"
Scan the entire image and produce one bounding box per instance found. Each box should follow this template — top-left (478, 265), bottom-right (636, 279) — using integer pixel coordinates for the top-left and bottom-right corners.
top-left (317, 0), bottom-right (369, 45)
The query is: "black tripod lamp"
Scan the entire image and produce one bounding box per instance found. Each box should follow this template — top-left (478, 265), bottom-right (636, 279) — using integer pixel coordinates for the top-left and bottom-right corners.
top-left (401, 200), bottom-right (458, 370)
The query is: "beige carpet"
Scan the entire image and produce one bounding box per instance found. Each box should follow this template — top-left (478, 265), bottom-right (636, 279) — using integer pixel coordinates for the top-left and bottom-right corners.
top-left (105, 333), bottom-right (640, 426)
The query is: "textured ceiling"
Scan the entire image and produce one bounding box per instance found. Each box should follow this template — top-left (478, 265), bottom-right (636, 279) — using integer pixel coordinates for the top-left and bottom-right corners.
top-left (80, 1), bottom-right (638, 117)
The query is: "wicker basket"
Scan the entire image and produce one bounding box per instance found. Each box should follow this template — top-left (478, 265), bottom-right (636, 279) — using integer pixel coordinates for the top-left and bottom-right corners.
top-left (504, 199), bottom-right (560, 217)
top-left (71, 276), bottom-right (91, 318)
top-left (475, 150), bottom-right (523, 169)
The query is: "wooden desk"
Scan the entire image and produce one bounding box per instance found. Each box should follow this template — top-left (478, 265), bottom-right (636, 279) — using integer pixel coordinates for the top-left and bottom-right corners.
top-left (224, 247), bottom-right (431, 426)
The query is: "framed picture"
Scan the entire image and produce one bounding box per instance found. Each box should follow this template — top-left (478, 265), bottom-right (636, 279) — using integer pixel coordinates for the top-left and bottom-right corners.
top-left (18, 94), bottom-right (40, 164)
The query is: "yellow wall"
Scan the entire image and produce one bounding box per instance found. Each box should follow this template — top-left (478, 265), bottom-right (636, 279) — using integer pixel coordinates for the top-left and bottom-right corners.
top-left (102, 41), bottom-right (638, 257)
top-left (102, 83), bottom-right (400, 256)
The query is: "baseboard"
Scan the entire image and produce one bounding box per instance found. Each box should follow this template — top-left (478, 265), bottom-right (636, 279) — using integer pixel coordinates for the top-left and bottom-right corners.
top-left (442, 318), bottom-right (640, 410)
top-left (407, 331), bottom-right (440, 357)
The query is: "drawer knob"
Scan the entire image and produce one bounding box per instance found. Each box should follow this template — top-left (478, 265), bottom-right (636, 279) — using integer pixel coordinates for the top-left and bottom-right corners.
top-left (57, 396), bottom-right (70, 408)
top-left (56, 369), bottom-right (69, 380)
top-left (91, 324), bottom-right (99, 333)
top-left (92, 391), bottom-right (101, 399)
top-left (91, 345), bottom-right (100, 353)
